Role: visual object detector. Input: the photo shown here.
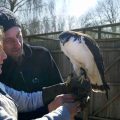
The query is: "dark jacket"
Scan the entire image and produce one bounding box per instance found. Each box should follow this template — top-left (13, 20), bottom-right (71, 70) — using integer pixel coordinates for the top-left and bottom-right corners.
top-left (0, 43), bottom-right (63, 119)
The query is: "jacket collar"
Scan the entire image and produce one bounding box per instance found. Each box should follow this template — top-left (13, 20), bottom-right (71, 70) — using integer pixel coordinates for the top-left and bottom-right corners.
top-left (23, 43), bottom-right (32, 58)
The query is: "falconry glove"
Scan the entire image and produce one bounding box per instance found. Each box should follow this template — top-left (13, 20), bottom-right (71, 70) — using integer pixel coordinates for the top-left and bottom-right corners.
top-left (42, 75), bottom-right (91, 110)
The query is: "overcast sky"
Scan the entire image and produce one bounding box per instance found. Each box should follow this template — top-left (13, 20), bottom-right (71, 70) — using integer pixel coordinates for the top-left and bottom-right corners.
top-left (55, 0), bottom-right (98, 17)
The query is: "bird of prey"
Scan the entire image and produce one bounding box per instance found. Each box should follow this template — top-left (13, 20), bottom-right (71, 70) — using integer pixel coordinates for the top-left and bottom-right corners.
top-left (59, 31), bottom-right (109, 96)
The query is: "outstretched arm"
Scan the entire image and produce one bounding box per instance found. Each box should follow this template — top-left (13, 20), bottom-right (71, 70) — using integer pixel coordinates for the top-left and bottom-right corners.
top-left (35, 95), bottom-right (80, 120)
top-left (4, 83), bottom-right (43, 112)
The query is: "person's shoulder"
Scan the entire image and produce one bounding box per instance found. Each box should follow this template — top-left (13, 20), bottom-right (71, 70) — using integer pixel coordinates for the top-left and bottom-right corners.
top-left (28, 44), bottom-right (52, 58)
top-left (26, 44), bottom-right (50, 53)
top-left (24, 43), bottom-right (52, 59)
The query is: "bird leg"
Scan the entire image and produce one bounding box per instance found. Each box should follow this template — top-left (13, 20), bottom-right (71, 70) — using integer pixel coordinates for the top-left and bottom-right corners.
top-left (64, 70), bottom-right (91, 111)
top-left (78, 68), bottom-right (87, 84)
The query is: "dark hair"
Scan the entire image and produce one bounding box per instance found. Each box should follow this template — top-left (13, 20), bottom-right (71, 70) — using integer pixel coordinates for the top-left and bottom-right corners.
top-left (0, 7), bottom-right (21, 32)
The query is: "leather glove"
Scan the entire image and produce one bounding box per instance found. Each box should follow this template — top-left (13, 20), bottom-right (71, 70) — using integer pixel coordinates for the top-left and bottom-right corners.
top-left (64, 77), bottom-right (91, 110)
top-left (42, 83), bottom-right (68, 105)
top-left (42, 75), bottom-right (91, 110)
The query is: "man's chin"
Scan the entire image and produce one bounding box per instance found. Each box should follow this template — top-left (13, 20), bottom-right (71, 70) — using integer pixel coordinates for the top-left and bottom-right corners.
top-left (13, 50), bottom-right (23, 57)
top-left (10, 52), bottom-right (23, 60)
top-left (12, 53), bottom-right (22, 58)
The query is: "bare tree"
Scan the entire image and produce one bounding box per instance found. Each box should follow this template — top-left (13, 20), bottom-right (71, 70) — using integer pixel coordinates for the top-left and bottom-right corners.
top-left (0, 0), bottom-right (67, 34)
top-left (0, 0), bottom-right (44, 13)
top-left (79, 0), bottom-right (120, 27)
top-left (78, 11), bottom-right (96, 28)
top-left (67, 16), bottom-right (77, 30)
top-left (57, 17), bottom-right (66, 31)
top-left (95, 0), bottom-right (120, 24)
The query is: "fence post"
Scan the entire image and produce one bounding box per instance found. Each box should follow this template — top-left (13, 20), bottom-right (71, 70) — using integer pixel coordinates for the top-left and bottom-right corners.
top-left (98, 28), bottom-right (101, 39)
top-left (83, 106), bottom-right (89, 120)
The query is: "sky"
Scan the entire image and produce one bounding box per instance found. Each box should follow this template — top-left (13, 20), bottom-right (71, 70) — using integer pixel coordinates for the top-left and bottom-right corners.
top-left (55, 0), bottom-right (98, 18)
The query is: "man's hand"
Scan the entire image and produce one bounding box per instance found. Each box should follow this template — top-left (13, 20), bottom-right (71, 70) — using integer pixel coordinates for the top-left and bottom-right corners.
top-left (48, 94), bottom-right (81, 120)
top-left (63, 102), bottom-right (81, 120)
top-left (48, 94), bottom-right (75, 112)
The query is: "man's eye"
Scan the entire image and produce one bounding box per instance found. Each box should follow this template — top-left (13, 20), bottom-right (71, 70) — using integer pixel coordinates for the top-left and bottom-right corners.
top-left (4, 39), bottom-right (10, 42)
top-left (4, 39), bottom-right (13, 43)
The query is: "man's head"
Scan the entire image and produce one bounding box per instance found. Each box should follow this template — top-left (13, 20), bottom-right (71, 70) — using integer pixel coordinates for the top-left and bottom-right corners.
top-left (0, 8), bottom-right (23, 60)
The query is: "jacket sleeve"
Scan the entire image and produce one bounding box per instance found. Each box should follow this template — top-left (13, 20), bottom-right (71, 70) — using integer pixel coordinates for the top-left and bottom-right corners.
top-left (4, 84), bottom-right (44, 112)
top-left (0, 93), bottom-right (18, 120)
top-left (0, 106), bottom-right (17, 120)
top-left (34, 106), bottom-right (70, 120)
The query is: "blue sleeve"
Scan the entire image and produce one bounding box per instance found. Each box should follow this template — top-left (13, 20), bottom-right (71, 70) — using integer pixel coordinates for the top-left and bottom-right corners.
top-left (4, 84), bottom-right (44, 112)
top-left (34, 106), bottom-right (70, 120)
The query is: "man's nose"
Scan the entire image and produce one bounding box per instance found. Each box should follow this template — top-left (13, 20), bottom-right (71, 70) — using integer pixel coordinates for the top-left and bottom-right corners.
top-left (14, 38), bottom-right (21, 48)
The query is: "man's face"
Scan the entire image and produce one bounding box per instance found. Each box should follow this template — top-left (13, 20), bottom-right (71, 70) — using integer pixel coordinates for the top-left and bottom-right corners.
top-left (3, 26), bottom-right (23, 59)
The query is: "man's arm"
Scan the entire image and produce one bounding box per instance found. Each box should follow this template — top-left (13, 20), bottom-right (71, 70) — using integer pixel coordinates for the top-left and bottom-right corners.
top-left (35, 106), bottom-right (70, 120)
top-left (35, 101), bottom-right (80, 120)
top-left (4, 83), bottom-right (44, 112)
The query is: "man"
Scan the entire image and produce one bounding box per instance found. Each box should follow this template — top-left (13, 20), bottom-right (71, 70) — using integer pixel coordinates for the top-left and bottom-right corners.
top-left (0, 26), bottom-right (80, 120)
top-left (0, 7), bottom-right (63, 119)
top-left (0, 82), bottom-right (79, 120)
